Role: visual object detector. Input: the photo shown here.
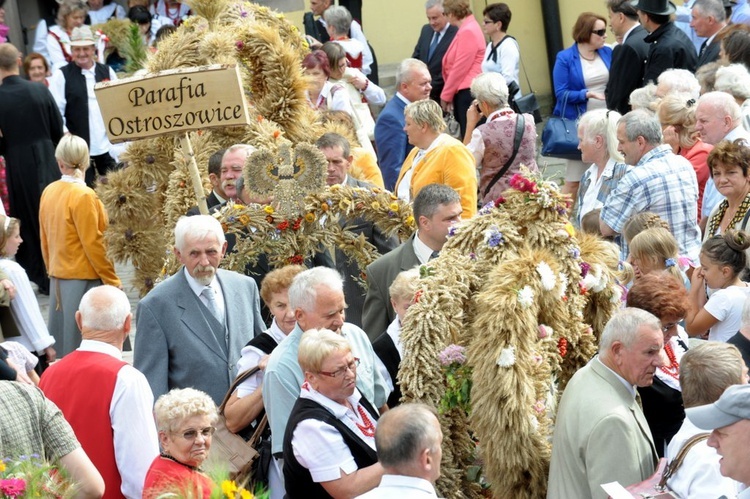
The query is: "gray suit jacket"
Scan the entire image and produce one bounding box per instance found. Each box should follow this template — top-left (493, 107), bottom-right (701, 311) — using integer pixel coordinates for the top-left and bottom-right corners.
top-left (361, 234), bottom-right (419, 341)
top-left (134, 268), bottom-right (265, 405)
top-left (547, 357), bottom-right (658, 499)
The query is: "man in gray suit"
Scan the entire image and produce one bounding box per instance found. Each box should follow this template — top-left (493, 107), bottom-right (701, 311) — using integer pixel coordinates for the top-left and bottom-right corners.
top-left (547, 308), bottom-right (663, 499)
top-left (134, 215), bottom-right (265, 405)
top-left (361, 183), bottom-right (461, 340)
top-left (315, 133), bottom-right (398, 328)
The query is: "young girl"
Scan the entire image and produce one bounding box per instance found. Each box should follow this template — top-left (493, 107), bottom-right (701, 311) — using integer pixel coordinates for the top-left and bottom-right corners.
top-left (0, 215), bottom-right (56, 368)
top-left (627, 227), bottom-right (687, 285)
top-left (686, 230), bottom-right (750, 342)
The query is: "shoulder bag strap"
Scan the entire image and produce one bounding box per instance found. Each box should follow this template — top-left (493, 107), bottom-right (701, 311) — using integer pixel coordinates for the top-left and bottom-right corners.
top-left (659, 432), bottom-right (710, 487)
top-left (483, 114), bottom-right (525, 197)
top-left (506, 35), bottom-right (533, 94)
top-left (219, 366), bottom-right (261, 414)
top-left (248, 413), bottom-right (268, 447)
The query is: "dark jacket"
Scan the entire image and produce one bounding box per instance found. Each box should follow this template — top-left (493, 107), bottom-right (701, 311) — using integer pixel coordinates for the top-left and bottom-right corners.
top-left (642, 21), bottom-right (698, 85)
top-left (606, 25), bottom-right (650, 114)
top-left (412, 23), bottom-right (458, 102)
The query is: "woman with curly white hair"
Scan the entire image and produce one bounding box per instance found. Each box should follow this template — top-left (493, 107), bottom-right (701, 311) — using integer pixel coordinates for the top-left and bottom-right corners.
top-left (714, 63), bottom-right (750, 132)
top-left (143, 388), bottom-right (218, 498)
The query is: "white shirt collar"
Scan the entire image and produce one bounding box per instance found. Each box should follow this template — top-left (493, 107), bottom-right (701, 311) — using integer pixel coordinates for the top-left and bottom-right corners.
top-left (413, 230), bottom-right (436, 265)
top-left (77, 339), bottom-right (123, 360)
top-left (396, 92), bottom-right (411, 105)
top-left (267, 319), bottom-right (290, 344)
top-left (212, 190), bottom-right (227, 204)
top-left (300, 382), bottom-right (365, 420)
top-left (377, 475), bottom-right (438, 496)
top-left (621, 23), bottom-right (639, 45)
top-left (597, 356), bottom-right (636, 398)
top-left (183, 266), bottom-right (220, 298)
top-left (61, 174), bottom-right (85, 185)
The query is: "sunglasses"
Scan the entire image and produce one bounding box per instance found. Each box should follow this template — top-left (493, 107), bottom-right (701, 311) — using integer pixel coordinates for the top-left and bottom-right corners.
top-left (592, 29), bottom-right (607, 37)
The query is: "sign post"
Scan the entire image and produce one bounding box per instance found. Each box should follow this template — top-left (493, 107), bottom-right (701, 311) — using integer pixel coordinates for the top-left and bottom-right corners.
top-left (95, 65), bottom-right (250, 214)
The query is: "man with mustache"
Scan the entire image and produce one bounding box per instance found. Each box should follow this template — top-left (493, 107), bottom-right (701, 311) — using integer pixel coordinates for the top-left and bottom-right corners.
top-left (134, 215), bottom-right (265, 405)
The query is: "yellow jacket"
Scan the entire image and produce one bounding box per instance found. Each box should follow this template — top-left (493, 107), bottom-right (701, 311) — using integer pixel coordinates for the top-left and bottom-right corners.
top-left (39, 179), bottom-right (120, 286)
top-left (395, 134), bottom-right (477, 218)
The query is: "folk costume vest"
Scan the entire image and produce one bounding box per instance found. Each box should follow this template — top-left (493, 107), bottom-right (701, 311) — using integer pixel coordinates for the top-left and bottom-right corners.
top-left (60, 62), bottom-right (110, 146)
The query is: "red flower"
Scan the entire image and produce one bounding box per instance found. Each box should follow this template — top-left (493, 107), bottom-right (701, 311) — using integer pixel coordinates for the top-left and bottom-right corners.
top-left (494, 196), bottom-right (506, 206)
top-left (0, 478), bottom-right (27, 497)
top-left (292, 218), bottom-right (302, 231)
top-left (557, 337), bottom-right (568, 357)
top-left (508, 173), bottom-right (539, 194)
top-left (276, 220), bottom-right (290, 231)
top-left (288, 254), bottom-right (304, 265)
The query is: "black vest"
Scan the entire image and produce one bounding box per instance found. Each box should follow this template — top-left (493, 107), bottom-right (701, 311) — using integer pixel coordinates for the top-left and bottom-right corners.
top-left (60, 62), bottom-right (110, 146)
top-left (236, 332), bottom-right (280, 440)
top-left (283, 397), bottom-right (379, 498)
top-left (372, 332), bottom-right (401, 407)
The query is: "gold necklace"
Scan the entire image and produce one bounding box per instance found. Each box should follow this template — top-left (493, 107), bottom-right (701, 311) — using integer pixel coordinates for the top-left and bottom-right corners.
top-left (578, 50), bottom-right (596, 61)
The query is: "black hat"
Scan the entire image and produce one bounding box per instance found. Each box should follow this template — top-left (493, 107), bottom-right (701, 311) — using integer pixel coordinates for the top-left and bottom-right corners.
top-left (629, 0), bottom-right (677, 15)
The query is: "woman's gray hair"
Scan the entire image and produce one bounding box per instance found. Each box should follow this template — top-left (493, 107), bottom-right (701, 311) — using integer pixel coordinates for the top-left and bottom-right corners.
top-left (618, 109), bottom-right (663, 145)
top-left (657, 69), bottom-right (701, 100)
top-left (404, 99), bottom-right (446, 133)
top-left (173, 215), bottom-right (226, 253)
top-left (298, 328), bottom-right (351, 373)
top-left (323, 5), bottom-right (353, 36)
top-left (470, 72), bottom-right (509, 109)
top-left (57, 0), bottom-right (89, 28)
top-left (154, 388), bottom-right (218, 433)
top-left (577, 108), bottom-right (624, 162)
top-left (288, 267), bottom-right (344, 312)
top-left (629, 83), bottom-right (658, 112)
top-left (599, 307), bottom-right (661, 353)
top-left (78, 285), bottom-right (131, 331)
top-left (715, 64), bottom-right (750, 102)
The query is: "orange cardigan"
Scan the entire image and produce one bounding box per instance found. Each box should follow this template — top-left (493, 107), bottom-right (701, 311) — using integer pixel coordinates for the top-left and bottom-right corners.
top-left (395, 134), bottom-right (477, 218)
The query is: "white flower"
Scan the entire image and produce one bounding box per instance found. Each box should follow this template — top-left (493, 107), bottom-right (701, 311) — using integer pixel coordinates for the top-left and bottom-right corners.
top-left (529, 415), bottom-right (539, 433)
top-left (497, 346), bottom-right (516, 367)
top-left (611, 284), bottom-right (623, 303)
top-left (517, 286), bottom-right (534, 308)
top-left (556, 272), bottom-right (568, 299)
top-left (582, 264), bottom-right (608, 293)
top-left (536, 261), bottom-right (556, 291)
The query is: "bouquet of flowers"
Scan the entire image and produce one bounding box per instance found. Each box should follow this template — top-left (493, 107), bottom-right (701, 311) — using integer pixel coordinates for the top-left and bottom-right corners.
top-left (438, 344), bottom-right (473, 415)
top-left (0, 455), bottom-right (74, 498)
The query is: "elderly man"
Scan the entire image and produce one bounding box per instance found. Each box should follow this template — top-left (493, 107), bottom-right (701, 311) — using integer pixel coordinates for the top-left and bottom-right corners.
top-left (0, 43), bottom-right (63, 295)
top-left (374, 59), bottom-right (433, 190)
top-left (547, 308), bottom-right (663, 499)
top-left (40, 285), bottom-right (159, 499)
top-left (187, 149), bottom-right (227, 215)
top-left (694, 91), bottom-right (750, 220)
top-left (691, 0), bottom-right (728, 67)
top-left (217, 144), bottom-right (255, 202)
top-left (605, 0), bottom-right (651, 115)
top-left (633, 0), bottom-right (697, 85)
top-left (600, 109), bottom-right (701, 262)
top-left (315, 132), bottom-right (397, 328)
top-left (686, 383), bottom-right (750, 498)
top-left (412, 0), bottom-right (457, 103)
top-left (664, 342), bottom-right (746, 497)
top-left (0, 381), bottom-right (104, 497)
top-left (356, 403), bottom-right (443, 498)
top-left (362, 183), bottom-right (461, 339)
top-left (49, 25), bottom-right (118, 187)
top-left (263, 268), bottom-right (389, 486)
top-left (134, 215), bottom-right (265, 405)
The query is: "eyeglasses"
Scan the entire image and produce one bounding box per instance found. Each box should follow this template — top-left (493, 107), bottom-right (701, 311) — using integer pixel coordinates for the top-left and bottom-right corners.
top-left (483, 19), bottom-right (495, 24)
top-left (661, 321), bottom-right (682, 333)
top-left (178, 426), bottom-right (216, 441)
top-left (318, 358), bottom-right (360, 378)
top-left (592, 29), bottom-right (607, 37)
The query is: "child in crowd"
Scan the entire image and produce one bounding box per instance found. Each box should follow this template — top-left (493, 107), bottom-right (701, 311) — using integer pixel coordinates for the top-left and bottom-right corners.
top-left (628, 228), bottom-right (687, 285)
top-left (0, 214), bottom-right (56, 370)
top-left (686, 230), bottom-right (750, 341)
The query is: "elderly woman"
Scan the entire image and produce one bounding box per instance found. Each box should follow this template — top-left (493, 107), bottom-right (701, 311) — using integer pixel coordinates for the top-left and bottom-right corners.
top-left (39, 135), bottom-right (120, 357)
top-left (627, 272), bottom-right (689, 457)
top-left (714, 64), bottom-right (750, 132)
top-left (395, 99), bottom-right (476, 218)
top-left (465, 72), bottom-right (537, 204)
top-left (658, 93), bottom-right (712, 215)
top-left (440, 0), bottom-right (485, 139)
top-left (23, 52), bottom-right (50, 85)
top-left (703, 140), bottom-right (750, 239)
top-left (324, 6), bottom-right (365, 72)
top-left (283, 328), bottom-right (383, 498)
top-left (574, 109), bottom-right (630, 227)
top-left (144, 388), bottom-right (217, 498)
top-left (46, 0), bottom-right (88, 72)
top-left (372, 268), bottom-right (419, 408)
top-left (550, 12), bottom-right (612, 200)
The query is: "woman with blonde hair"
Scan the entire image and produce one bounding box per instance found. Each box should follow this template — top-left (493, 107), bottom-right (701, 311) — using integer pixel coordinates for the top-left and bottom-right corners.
top-left (39, 134), bottom-right (120, 357)
top-left (628, 227), bottom-right (687, 285)
top-left (658, 93), bottom-right (712, 215)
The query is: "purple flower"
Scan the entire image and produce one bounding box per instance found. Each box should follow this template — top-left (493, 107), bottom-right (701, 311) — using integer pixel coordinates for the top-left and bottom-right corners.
top-left (439, 344), bottom-right (466, 366)
top-left (580, 262), bottom-right (590, 279)
top-left (448, 226), bottom-right (457, 237)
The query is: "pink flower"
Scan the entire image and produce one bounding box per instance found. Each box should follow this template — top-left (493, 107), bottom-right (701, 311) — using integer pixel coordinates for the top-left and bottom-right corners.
top-left (438, 344), bottom-right (466, 366)
top-left (0, 478), bottom-right (27, 497)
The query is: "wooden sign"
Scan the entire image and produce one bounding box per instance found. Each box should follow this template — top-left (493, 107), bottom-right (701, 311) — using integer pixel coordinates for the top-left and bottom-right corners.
top-left (95, 65), bottom-right (250, 143)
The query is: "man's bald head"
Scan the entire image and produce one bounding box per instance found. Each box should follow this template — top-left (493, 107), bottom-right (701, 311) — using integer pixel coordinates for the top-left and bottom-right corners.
top-left (0, 43), bottom-right (20, 72)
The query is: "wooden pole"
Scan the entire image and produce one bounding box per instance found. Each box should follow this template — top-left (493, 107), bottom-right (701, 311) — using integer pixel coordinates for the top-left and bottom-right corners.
top-left (180, 132), bottom-right (209, 215)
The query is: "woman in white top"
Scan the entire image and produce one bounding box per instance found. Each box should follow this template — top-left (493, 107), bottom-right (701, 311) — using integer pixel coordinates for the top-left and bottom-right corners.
top-left (86, 0), bottom-right (125, 25)
top-left (480, 3), bottom-right (520, 100)
top-left (0, 215), bottom-right (56, 368)
top-left (47, 0), bottom-right (88, 72)
top-left (687, 230), bottom-right (750, 342)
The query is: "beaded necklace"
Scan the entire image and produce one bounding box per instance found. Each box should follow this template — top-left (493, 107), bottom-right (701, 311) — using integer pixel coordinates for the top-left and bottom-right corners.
top-left (706, 192), bottom-right (750, 237)
top-left (354, 405), bottom-right (375, 437)
top-left (659, 343), bottom-right (680, 380)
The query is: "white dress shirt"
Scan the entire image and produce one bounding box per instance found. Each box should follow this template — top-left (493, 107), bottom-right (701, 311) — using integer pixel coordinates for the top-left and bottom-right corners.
top-left (0, 259), bottom-right (54, 354)
top-left (412, 231), bottom-right (436, 265)
top-left (356, 475), bottom-right (438, 498)
top-left (183, 267), bottom-right (226, 322)
top-left (77, 340), bottom-right (160, 498)
top-left (49, 63), bottom-right (117, 156)
top-left (235, 319), bottom-right (287, 397)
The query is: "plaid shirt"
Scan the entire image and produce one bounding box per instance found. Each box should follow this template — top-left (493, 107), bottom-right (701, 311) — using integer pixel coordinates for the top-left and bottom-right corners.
top-left (0, 381), bottom-right (79, 461)
top-left (601, 144), bottom-right (701, 262)
top-left (575, 159), bottom-right (632, 227)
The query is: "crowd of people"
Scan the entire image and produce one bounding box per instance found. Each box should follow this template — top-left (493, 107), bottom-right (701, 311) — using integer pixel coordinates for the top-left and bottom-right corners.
top-left (1, 0), bottom-right (750, 497)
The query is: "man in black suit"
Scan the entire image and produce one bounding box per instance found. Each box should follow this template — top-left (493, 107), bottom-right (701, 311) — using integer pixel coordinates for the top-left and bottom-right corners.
top-left (412, 0), bottom-right (458, 103)
top-left (0, 43), bottom-right (63, 294)
top-left (691, 0), bottom-right (728, 67)
top-left (315, 133), bottom-right (398, 329)
top-left (186, 148), bottom-right (227, 216)
top-left (362, 183), bottom-right (461, 340)
top-left (606, 0), bottom-right (650, 114)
